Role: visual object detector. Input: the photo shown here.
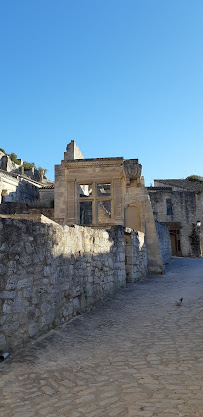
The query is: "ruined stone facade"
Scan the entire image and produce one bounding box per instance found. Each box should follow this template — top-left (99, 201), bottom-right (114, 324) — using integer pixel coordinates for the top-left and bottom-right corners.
top-left (55, 141), bottom-right (166, 273)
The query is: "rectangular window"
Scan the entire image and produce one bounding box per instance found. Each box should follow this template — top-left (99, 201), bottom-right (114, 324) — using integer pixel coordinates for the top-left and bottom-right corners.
top-left (78, 181), bottom-right (112, 225)
top-left (166, 199), bottom-right (173, 215)
top-left (79, 184), bottom-right (92, 198)
top-left (97, 183), bottom-right (111, 197)
top-left (80, 201), bottom-right (92, 225)
top-left (97, 200), bottom-right (111, 223)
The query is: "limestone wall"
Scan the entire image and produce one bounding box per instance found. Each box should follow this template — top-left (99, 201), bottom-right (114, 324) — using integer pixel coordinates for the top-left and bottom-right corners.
top-left (124, 187), bottom-right (164, 274)
top-left (0, 219), bottom-right (126, 352)
top-left (38, 188), bottom-right (54, 207)
top-left (125, 229), bottom-right (148, 282)
top-left (155, 221), bottom-right (172, 264)
top-left (64, 140), bottom-right (84, 161)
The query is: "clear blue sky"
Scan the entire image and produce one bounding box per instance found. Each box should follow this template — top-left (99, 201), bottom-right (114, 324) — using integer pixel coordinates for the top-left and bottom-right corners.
top-left (0, 0), bottom-right (202, 185)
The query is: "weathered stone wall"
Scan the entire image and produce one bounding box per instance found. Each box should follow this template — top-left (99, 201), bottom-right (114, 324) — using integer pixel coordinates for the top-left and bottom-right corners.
top-left (0, 154), bottom-right (17, 172)
top-left (124, 187), bottom-right (164, 274)
top-left (125, 229), bottom-right (148, 282)
top-left (28, 207), bottom-right (55, 221)
top-left (0, 176), bottom-right (40, 204)
top-left (38, 188), bottom-right (54, 207)
top-left (0, 219), bottom-right (126, 352)
top-left (0, 203), bottom-right (55, 222)
top-left (149, 190), bottom-right (203, 257)
top-left (64, 140), bottom-right (84, 161)
top-left (155, 221), bottom-right (172, 264)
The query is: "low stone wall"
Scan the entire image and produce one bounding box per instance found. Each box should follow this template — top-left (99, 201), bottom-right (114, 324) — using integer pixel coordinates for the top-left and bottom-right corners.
top-left (124, 229), bottom-right (148, 282)
top-left (155, 221), bottom-right (172, 264)
top-left (27, 207), bottom-right (55, 221)
top-left (0, 202), bottom-right (55, 221)
top-left (0, 219), bottom-right (126, 352)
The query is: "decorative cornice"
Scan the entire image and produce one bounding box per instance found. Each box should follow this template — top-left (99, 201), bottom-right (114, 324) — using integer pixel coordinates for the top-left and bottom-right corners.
top-left (61, 158), bottom-right (124, 169)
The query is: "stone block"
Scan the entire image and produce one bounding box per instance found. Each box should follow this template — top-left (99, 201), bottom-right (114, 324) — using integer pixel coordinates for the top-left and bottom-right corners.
top-left (17, 278), bottom-right (33, 289)
top-left (119, 252), bottom-right (125, 262)
top-left (5, 276), bottom-right (17, 290)
top-left (28, 323), bottom-right (39, 338)
top-left (0, 333), bottom-right (6, 351)
top-left (21, 256), bottom-right (32, 267)
top-left (2, 320), bottom-right (19, 336)
top-left (25, 242), bottom-right (34, 255)
top-left (0, 291), bottom-right (15, 299)
top-left (0, 264), bottom-right (6, 276)
top-left (41, 303), bottom-right (49, 314)
top-left (44, 266), bottom-right (51, 276)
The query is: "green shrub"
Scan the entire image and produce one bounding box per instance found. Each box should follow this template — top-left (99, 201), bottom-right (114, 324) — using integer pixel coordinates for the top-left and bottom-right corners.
top-left (23, 161), bottom-right (36, 171)
top-left (38, 166), bottom-right (48, 175)
top-left (0, 148), bottom-right (6, 154)
top-left (187, 175), bottom-right (203, 183)
top-left (10, 152), bottom-right (21, 165)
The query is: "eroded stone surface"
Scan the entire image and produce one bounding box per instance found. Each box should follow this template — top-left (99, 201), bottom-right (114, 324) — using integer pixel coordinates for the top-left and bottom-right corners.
top-left (0, 258), bottom-right (202, 417)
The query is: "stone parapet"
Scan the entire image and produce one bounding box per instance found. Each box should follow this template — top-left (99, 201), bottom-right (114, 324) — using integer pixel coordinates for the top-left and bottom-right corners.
top-left (0, 219), bottom-right (126, 352)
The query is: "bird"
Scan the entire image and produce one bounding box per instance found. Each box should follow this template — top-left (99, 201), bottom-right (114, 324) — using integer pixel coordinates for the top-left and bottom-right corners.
top-left (175, 298), bottom-right (183, 306)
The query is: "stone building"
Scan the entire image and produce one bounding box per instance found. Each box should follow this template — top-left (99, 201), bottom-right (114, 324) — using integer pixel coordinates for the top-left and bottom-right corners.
top-left (0, 150), bottom-right (54, 207)
top-left (0, 168), bottom-right (41, 205)
top-left (0, 143), bottom-right (173, 353)
top-left (55, 141), bottom-right (171, 274)
top-left (148, 179), bottom-right (203, 257)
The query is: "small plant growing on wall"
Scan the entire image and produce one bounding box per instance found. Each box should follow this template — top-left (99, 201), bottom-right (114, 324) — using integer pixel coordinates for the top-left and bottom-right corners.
top-left (0, 148), bottom-right (7, 154)
top-left (10, 153), bottom-right (21, 165)
top-left (38, 166), bottom-right (48, 175)
top-left (23, 161), bottom-right (36, 171)
top-left (187, 175), bottom-right (203, 183)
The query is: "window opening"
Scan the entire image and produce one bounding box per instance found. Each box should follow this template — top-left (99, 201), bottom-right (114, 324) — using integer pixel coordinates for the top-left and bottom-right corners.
top-left (79, 184), bottom-right (92, 198)
top-left (97, 183), bottom-right (111, 197)
top-left (80, 201), bottom-right (92, 225)
top-left (166, 199), bottom-right (173, 215)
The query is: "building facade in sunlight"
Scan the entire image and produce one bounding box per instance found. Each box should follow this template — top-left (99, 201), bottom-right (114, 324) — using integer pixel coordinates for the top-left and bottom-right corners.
top-left (54, 141), bottom-right (169, 274)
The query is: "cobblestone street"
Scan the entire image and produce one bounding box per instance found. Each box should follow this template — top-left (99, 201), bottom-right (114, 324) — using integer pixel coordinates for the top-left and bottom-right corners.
top-left (0, 257), bottom-right (203, 417)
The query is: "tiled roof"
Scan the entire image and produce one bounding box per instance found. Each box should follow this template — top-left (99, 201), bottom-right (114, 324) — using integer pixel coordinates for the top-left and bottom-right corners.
top-left (154, 179), bottom-right (203, 192)
top-left (0, 168), bottom-right (19, 179)
top-left (0, 168), bottom-right (43, 187)
top-left (40, 185), bottom-right (54, 189)
top-left (147, 186), bottom-right (172, 191)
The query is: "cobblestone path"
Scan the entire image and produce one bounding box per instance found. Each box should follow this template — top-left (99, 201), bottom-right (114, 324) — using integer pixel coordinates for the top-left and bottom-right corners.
top-left (0, 258), bottom-right (203, 417)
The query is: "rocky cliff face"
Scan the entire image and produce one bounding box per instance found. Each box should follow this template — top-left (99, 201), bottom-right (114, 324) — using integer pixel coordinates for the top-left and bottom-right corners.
top-left (0, 151), bottom-right (20, 172)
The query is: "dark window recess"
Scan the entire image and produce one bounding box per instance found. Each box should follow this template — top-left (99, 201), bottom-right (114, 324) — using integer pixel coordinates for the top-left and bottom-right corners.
top-left (166, 199), bottom-right (173, 215)
top-left (177, 230), bottom-right (181, 252)
top-left (80, 201), bottom-right (92, 225)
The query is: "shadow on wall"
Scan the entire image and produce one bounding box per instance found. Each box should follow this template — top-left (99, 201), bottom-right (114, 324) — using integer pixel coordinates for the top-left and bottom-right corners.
top-left (1, 180), bottom-right (40, 204)
top-left (0, 219), bottom-right (127, 353)
top-left (189, 224), bottom-right (202, 257)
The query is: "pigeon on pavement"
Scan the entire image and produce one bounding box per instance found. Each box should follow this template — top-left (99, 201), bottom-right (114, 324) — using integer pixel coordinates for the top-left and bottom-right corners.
top-left (175, 298), bottom-right (183, 306)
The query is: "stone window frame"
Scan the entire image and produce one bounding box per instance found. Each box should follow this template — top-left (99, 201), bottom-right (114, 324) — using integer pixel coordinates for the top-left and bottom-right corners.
top-left (166, 198), bottom-right (173, 215)
top-left (77, 181), bottom-right (112, 225)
